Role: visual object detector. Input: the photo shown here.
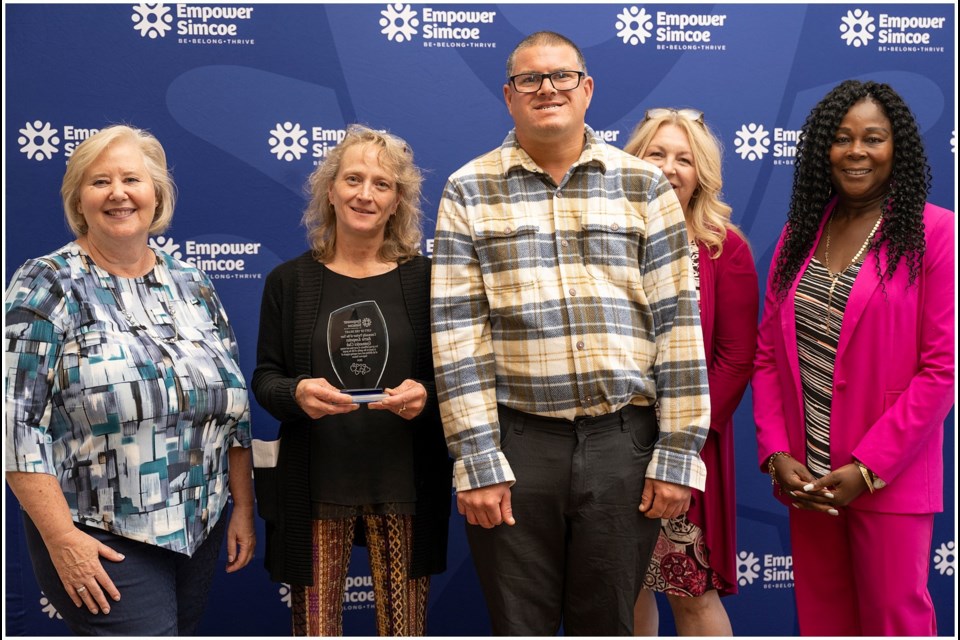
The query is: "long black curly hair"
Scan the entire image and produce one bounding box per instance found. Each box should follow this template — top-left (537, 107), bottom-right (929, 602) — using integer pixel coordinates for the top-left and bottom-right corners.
top-left (772, 79), bottom-right (930, 299)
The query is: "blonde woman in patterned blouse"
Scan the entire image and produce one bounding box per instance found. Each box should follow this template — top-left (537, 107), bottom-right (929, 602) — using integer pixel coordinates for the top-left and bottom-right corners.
top-left (5, 124), bottom-right (255, 635)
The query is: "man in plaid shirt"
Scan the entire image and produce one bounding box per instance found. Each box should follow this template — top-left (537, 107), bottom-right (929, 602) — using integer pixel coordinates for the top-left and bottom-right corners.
top-left (431, 31), bottom-right (709, 635)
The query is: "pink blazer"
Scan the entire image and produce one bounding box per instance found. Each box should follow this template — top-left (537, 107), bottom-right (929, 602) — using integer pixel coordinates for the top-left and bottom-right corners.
top-left (753, 201), bottom-right (955, 514)
top-left (688, 230), bottom-right (758, 595)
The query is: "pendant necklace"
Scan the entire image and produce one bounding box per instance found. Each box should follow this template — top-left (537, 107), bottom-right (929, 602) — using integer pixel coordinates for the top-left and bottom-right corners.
top-left (821, 212), bottom-right (883, 332)
top-left (87, 253), bottom-right (181, 344)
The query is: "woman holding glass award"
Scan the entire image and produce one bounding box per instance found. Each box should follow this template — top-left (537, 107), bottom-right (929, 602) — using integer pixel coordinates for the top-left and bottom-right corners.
top-left (252, 125), bottom-right (451, 636)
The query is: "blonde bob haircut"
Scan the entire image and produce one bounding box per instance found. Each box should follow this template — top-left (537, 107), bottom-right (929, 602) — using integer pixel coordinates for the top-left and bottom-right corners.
top-left (303, 124), bottom-right (424, 264)
top-left (61, 124), bottom-right (176, 238)
top-left (624, 111), bottom-right (740, 258)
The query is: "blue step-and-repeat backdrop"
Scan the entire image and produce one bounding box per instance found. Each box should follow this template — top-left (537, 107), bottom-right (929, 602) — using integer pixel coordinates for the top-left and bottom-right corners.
top-left (4, 3), bottom-right (956, 636)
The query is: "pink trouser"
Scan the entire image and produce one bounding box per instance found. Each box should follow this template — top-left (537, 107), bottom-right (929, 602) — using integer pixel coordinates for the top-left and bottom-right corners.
top-left (790, 507), bottom-right (937, 636)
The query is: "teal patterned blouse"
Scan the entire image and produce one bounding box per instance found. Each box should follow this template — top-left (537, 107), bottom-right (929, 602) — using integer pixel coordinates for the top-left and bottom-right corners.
top-left (5, 242), bottom-right (251, 556)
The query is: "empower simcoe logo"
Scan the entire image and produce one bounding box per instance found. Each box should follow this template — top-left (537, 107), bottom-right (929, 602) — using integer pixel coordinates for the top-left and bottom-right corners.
top-left (737, 550), bottom-right (795, 589)
top-left (839, 8), bottom-right (947, 52)
top-left (733, 124), bottom-right (771, 161)
top-left (268, 123), bottom-right (348, 163)
top-left (616, 6), bottom-right (729, 50)
top-left (148, 235), bottom-right (265, 279)
top-left (839, 9), bottom-right (875, 47)
top-left (132, 3), bottom-right (173, 38)
top-left (736, 551), bottom-right (761, 586)
top-left (616, 7), bottom-right (653, 45)
top-left (380, 3), bottom-right (419, 42)
top-left (934, 540), bottom-right (956, 576)
top-left (269, 122), bottom-right (309, 162)
top-left (18, 122), bottom-right (102, 162)
top-left (130, 3), bottom-right (256, 45)
top-left (379, 4), bottom-right (497, 48)
top-left (734, 123), bottom-right (803, 165)
top-left (18, 121), bottom-right (60, 161)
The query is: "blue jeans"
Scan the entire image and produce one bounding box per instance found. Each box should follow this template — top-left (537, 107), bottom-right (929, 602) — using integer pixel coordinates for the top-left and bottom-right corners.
top-left (23, 513), bottom-right (225, 636)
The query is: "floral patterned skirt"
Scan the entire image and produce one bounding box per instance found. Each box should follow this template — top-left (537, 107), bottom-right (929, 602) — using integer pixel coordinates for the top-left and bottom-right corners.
top-left (642, 513), bottom-right (732, 596)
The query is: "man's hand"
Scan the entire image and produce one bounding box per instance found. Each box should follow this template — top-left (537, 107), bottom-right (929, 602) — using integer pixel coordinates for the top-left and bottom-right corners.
top-left (457, 482), bottom-right (515, 529)
top-left (639, 478), bottom-right (691, 520)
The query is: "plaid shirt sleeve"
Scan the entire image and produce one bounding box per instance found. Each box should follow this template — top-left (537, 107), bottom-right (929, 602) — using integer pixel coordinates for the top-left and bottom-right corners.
top-left (641, 179), bottom-right (710, 491)
top-left (431, 173), bottom-right (516, 492)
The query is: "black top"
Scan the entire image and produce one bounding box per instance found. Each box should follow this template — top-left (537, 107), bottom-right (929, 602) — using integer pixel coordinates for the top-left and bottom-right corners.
top-left (310, 268), bottom-right (416, 510)
top-left (251, 252), bottom-right (452, 585)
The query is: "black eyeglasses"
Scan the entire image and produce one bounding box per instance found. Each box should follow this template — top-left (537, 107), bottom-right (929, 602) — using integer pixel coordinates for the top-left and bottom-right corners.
top-left (643, 108), bottom-right (705, 124)
top-left (509, 70), bottom-right (585, 94)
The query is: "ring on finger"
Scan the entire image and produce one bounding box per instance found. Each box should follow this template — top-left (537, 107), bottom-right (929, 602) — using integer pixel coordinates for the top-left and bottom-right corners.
top-left (399, 402), bottom-right (406, 414)
top-left (76, 586), bottom-right (87, 594)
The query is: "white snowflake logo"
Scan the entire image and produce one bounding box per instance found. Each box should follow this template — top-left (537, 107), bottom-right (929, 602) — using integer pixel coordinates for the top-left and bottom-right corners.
top-left (40, 591), bottom-right (62, 620)
top-left (734, 123), bottom-right (771, 161)
top-left (280, 583), bottom-right (292, 608)
top-left (362, 317), bottom-right (372, 328)
top-left (269, 122), bottom-right (309, 161)
top-left (380, 3), bottom-right (419, 43)
top-left (616, 6), bottom-right (653, 45)
top-left (736, 550), bottom-right (761, 585)
top-left (132, 3), bottom-right (173, 39)
top-left (839, 9), bottom-right (875, 47)
top-left (18, 121), bottom-right (60, 161)
top-left (149, 235), bottom-right (182, 259)
top-left (934, 541), bottom-right (956, 576)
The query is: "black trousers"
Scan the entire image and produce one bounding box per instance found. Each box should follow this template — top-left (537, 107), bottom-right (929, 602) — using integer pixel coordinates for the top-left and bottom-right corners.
top-left (467, 404), bottom-right (660, 636)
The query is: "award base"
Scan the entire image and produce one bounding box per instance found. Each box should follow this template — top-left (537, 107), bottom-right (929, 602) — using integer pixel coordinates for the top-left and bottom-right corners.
top-left (342, 388), bottom-right (388, 403)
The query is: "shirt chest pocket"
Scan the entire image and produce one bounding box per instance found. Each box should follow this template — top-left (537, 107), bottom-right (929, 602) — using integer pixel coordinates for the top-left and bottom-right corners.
top-left (473, 217), bottom-right (541, 292)
top-left (580, 212), bottom-right (644, 289)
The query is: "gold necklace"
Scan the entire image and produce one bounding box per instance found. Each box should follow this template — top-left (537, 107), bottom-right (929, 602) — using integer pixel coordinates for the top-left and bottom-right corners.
top-left (821, 213), bottom-right (883, 332)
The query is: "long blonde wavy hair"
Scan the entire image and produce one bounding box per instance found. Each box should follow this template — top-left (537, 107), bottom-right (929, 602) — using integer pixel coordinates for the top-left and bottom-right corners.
top-left (624, 111), bottom-right (740, 258)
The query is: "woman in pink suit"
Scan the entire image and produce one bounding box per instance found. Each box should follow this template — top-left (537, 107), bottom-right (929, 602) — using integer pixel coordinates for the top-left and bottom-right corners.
top-left (625, 108), bottom-right (759, 636)
top-left (753, 80), bottom-right (954, 636)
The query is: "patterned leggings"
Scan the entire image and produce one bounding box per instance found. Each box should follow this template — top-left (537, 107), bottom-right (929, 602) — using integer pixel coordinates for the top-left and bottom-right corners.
top-left (291, 514), bottom-right (430, 636)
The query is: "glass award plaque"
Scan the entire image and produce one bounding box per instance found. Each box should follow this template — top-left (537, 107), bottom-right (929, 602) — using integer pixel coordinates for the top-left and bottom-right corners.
top-left (327, 300), bottom-right (389, 402)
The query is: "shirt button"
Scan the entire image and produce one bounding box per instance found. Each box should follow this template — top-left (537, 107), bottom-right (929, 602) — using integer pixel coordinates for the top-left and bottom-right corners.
top-left (585, 395), bottom-right (593, 404)
top-left (836, 380), bottom-right (847, 391)
top-left (569, 288), bottom-right (576, 296)
top-left (576, 341), bottom-right (585, 350)
top-left (503, 226), bottom-right (512, 234)
top-left (556, 190), bottom-right (563, 198)
top-left (611, 223), bottom-right (620, 231)
top-left (560, 239), bottom-right (569, 248)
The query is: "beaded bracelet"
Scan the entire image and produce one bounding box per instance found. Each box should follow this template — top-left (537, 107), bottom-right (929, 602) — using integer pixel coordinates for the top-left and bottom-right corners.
top-left (767, 451), bottom-right (792, 489)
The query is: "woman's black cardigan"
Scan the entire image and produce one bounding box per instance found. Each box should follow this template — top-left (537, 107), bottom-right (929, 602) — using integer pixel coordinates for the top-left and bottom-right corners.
top-left (251, 252), bottom-right (451, 585)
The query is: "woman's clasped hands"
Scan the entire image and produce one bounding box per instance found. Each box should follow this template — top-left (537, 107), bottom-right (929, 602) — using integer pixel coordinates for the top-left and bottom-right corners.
top-left (772, 455), bottom-right (870, 516)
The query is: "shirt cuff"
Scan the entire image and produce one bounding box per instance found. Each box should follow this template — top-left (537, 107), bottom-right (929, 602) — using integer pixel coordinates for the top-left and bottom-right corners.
top-left (645, 447), bottom-right (707, 492)
top-left (452, 451), bottom-right (516, 492)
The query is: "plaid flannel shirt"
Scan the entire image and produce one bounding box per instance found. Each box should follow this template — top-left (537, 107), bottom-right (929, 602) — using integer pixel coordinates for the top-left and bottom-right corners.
top-left (431, 127), bottom-right (709, 493)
